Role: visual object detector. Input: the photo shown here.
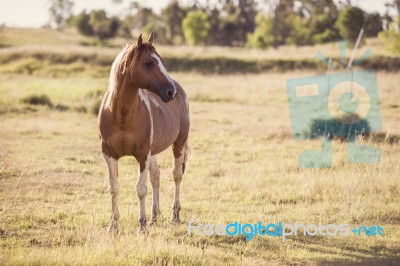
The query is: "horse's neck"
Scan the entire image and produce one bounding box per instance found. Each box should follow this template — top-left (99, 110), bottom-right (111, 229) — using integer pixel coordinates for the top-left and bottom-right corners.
top-left (111, 76), bottom-right (140, 116)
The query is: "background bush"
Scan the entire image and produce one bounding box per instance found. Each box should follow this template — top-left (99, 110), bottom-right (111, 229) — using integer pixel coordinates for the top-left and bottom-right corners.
top-left (308, 114), bottom-right (371, 141)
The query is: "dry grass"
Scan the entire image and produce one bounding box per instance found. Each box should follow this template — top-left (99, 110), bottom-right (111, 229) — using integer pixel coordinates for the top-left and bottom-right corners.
top-left (0, 27), bottom-right (399, 265)
top-left (0, 70), bottom-right (399, 265)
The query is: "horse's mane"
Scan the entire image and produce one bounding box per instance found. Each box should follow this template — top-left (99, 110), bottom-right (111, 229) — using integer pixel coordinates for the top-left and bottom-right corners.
top-left (104, 43), bottom-right (157, 110)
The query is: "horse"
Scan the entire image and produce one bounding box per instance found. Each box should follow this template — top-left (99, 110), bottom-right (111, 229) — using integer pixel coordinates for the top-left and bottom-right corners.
top-left (97, 33), bottom-right (190, 233)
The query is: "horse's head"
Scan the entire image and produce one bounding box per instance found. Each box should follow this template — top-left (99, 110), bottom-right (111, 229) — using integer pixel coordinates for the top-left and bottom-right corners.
top-left (124, 33), bottom-right (176, 103)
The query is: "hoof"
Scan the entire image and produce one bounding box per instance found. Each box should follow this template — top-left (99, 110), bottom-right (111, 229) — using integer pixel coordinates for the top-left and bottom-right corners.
top-left (137, 226), bottom-right (147, 235)
top-left (170, 219), bottom-right (181, 225)
top-left (170, 214), bottom-right (181, 224)
top-left (107, 221), bottom-right (119, 234)
top-left (138, 217), bottom-right (147, 233)
top-left (150, 217), bottom-right (158, 225)
top-left (150, 211), bottom-right (161, 225)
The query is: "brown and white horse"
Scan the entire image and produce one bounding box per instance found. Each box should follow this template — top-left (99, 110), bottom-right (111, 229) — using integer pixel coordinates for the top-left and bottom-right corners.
top-left (97, 33), bottom-right (190, 233)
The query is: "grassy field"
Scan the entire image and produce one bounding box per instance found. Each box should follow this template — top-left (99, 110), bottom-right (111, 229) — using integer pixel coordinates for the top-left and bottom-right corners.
top-left (0, 28), bottom-right (399, 265)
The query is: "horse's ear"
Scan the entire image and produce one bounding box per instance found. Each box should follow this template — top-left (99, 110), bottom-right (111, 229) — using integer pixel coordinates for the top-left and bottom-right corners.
top-left (147, 32), bottom-right (154, 44)
top-left (136, 34), bottom-right (143, 47)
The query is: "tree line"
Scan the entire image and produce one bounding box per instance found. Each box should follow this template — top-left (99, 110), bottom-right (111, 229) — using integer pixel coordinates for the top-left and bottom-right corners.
top-left (49, 0), bottom-right (400, 51)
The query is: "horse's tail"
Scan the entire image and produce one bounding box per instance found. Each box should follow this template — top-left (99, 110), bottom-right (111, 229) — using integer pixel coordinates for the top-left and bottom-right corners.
top-left (182, 138), bottom-right (192, 174)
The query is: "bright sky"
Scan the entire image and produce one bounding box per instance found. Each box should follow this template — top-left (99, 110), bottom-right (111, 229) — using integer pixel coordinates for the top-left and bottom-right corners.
top-left (0, 0), bottom-right (391, 28)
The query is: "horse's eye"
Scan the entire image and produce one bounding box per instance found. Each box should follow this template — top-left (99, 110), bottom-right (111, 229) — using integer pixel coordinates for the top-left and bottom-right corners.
top-left (145, 61), bottom-right (154, 67)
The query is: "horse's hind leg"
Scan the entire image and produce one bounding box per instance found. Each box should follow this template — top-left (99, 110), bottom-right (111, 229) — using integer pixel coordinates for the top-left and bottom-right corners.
top-left (103, 153), bottom-right (119, 233)
top-left (171, 140), bottom-right (188, 224)
top-left (149, 155), bottom-right (161, 223)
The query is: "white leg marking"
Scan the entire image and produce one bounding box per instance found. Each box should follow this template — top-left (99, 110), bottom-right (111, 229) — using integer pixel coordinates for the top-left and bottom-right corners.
top-left (149, 155), bottom-right (161, 221)
top-left (103, 153), bottom-right (119, 231)
top-left (136, 153), bottom-right (150, 231)
top-left (171, 153), bottom-right (184, 223)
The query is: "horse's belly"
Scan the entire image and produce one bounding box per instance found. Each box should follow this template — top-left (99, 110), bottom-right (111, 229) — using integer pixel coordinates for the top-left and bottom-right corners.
top-left (151, 126), bottom-right (179, 155)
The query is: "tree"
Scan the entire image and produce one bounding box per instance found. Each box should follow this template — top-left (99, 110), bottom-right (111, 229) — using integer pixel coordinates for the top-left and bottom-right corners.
top-left (237, 0), bottom-right (258, 43)
top-left (118, 14), bottom-right (134, 38)
top-left (272, 0), bottom-right (296, 47)
top-left (365, 13), bottom-right (383, 37)
top-left (48, 0), bottom-right (74, 30)
top-left (336, 6), bottom-right (366, 45)
top-left (75, 11), bottom-right (93, 36)
top-left (379, 16), bottom-right (400, 53)
top-left (88, 10), bottom-right (119, 41)
top-left (301, 0), bottom-right (340, 44)
top-left (161, 0), bottom-right (187, 44)
top-left (133, 6), bottom-right (168, 43)
top-left (74, 10), bottom-right (119, 42)
top-left (246, 14), bottom-right (273, 49)
top-left (218, 0), bottom-right (244, 46)
top-left (286, 15), bottom-right (312, 45)
top-left (182, 10), bottom-right (209, 46)
top-left (311, 13), bottom-right (340, 43)
top-left (195, 0), bottom-right (257, 46)
top-left (386, 0), bottom-right (400, 15)
top-left (206, 7), bottom-right (223, 45)
top-left (248, 0), bottom-right (339, 48)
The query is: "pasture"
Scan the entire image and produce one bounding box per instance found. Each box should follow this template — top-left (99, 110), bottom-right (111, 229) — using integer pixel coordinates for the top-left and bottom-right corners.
top-left (0, 28), bottom-right (399, 265)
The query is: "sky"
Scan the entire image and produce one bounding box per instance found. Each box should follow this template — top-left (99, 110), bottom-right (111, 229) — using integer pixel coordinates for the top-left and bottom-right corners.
top-left (0, 0), bottom-right (391, 28)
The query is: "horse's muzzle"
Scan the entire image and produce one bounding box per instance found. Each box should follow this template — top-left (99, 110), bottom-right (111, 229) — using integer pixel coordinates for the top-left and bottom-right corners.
top-left (161, 87), bottom-right (176, 103)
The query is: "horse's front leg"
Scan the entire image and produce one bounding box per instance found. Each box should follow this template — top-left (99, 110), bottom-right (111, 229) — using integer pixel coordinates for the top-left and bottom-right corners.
top-left (149, 155), bottom-right (161, 224)
top-left (136, 153), bottom-right (150, 233)
top-left (103, 153), bottom-right (119, 233)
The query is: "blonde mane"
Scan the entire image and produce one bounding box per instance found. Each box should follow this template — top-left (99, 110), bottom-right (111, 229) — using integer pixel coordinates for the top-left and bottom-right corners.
top-left (104, 44), bottom-right (132, 110)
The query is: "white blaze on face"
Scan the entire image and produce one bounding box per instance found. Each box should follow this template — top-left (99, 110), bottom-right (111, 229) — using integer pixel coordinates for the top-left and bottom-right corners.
top-left (151, 53), bottom-right (175, 90)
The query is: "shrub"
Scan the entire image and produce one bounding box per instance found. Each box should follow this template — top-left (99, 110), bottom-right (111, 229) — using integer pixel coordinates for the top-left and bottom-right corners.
top-left (378, 16), bottom-right (400, 54)
top-left (308, 114), bottom-right (371, 141)
top-left (54, 104), bottom-right (69, 111)
top-left (22, 94), bottom-right (53, 107)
